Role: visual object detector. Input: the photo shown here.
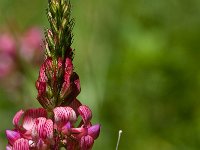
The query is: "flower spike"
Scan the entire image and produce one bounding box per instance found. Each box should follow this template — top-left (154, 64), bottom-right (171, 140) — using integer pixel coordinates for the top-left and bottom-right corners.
top-left (6, 0), bottom-right (100, 149)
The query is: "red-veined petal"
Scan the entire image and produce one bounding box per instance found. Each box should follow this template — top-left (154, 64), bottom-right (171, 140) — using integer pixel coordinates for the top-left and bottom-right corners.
top-left (12, 110), bottom-right (24, 128)
top-left (78, 105), bottom-right (92, 125)
top-left (23, 108), bottom-right (47, 131)
top-left (6, 130), bottom-right (21, 145)
top-left (13, 138), bottom-right (29, 150)
top-left (80, 135), bottom-right (94, 150)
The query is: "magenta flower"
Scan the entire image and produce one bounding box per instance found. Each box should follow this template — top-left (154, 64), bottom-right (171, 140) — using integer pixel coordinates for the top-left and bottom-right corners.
top-left (6, 138), bottom-right (29, 150)
top-left (54, 105), bottom-right (100, 150)
top-left (0, 52), bottom-right (15, 78)
top-left (20, 27), bottom-right (43, 61)
top-left (0, 33), bottom-right (16, 55)
top-left (0, 27), bottom-right (43, 79)
top-left (0, 33), bottom-right (16, 78)
top-left (5, 0), bottom-right (100, 149)
top-left (31, 117), bottom-right (54, 149)
top-left (6, 105), bottom-right (100, 149)
top-left (6, 108), bottom-right (48, 149)
top-left (6, 130), bottom-right (21, 146)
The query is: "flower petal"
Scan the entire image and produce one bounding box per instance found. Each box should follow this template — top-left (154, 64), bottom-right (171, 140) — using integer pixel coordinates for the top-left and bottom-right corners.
top-left (6, 145), bottom-right (12, 150)
top-left (70, 127), bottom-right (87, 139)
top-left (0, 33), bottom-right (16, 54)
top-left (6, 130), bottom-right (21, 145)
top-left (12, 110), bottom-right (24, 128)
top-left (44, 119), bottom-right (54, 140)
top-left (31, 117), bottom-right (53, 149)
top-left (23, 108), bottom-right (47, 131)
top-left (54, 107), bottom-right (77, 123)
top-left (13, 138), bottom-right (29, 150)
top-left (60, 58), bottom-right (73, 101)
top-left (53, 107), bottom-right (77, 130)
top-left (63, 73), bottom-right (81, 104)
top-left (78, 105), bottom-right (92, 125)
top-left (88, 124), bottom-right (101, 140)
top-left (80, 135), bottom-right (94, 150)
top-left (60, 59), bottom-right (81, 105)
top-left (61, 121), bottom-right (71, 135)
top-left (69, 99), bottom-right (82, 116)
top-left (32, 117), bottom-right (46, 139)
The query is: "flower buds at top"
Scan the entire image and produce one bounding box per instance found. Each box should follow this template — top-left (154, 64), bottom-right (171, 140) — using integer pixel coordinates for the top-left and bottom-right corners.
top-left (36, 56), bottom-right (81, 110)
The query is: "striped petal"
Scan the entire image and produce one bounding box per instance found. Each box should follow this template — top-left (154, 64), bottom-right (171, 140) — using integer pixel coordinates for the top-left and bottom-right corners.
top-left (53, 107), bottom-right (77, 124)
top-left (80, 135), bottom-right (94, 150)
top-left (12, 110), bottom-right (24, 128)
top-left (60, 58), bottom-right (73, 100)
top-left (44, 119), bottom-right (54, 140)
top-left (78, 105), bottom-right (92, 125)
top-left (60, 59), bottom-right (80, 105)
top-left (13, 138), bottom-right (29, 150)
top-left (32, 117), bottom-right (53, 140)
top-left (6, 130), bottom-right (21, 145)
top-left (32, 117), bottom-right (46, 139)
top-left (23, 108), bottom-right (47, 131)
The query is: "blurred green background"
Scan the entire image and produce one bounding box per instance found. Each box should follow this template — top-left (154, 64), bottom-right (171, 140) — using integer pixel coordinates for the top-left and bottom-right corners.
top-left (1, 0), bottom-right (200, 149)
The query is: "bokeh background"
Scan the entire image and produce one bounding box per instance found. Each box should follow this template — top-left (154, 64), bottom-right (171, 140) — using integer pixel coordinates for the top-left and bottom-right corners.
top-left (1, 0), bottom-right (200, 149)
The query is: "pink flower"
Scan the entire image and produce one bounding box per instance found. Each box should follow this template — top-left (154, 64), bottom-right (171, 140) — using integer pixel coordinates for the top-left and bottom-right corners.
top-left (6, 108), bottom-right (49, 149)
top-left (80, 135), bottom-right (94, 150)
top-left (6, 103), bottom-right (100, 150)
top-left (31, 117), bottom-right (54, 149)
top-left (0, 33), bottom-right (16, 78)
top-left (53, 106), bottom-right (77, 131)
top-left (71, 105), bottom-right (100, 141)
top-left (20, 27), bottom-right (43, 61)
top-left (0, 33), bottom-right (16, 55)
top-left (15, 108), bottom-right (47, 131)
top-left (0, 53), bottom-right (14, 78)
top-left (6, 130), bottom-right (21, 146)
top-left (54, 105), bottom-right (100, 150)
top-left (9, 138), bottom-right (29, 150)
top-left (5, 0), bottom-right (101, 148)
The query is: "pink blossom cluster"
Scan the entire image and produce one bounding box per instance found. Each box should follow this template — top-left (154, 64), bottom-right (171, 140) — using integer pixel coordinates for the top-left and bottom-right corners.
top-left (0, 33), bottom-right (16, 78)
top-left (6, 104), bottom-right (100, 150)
top-left (5, 1), bottom-right (101, 149)
top-left (0, 27), bottom-right (43, 78)
top-left (6, 46), bottom-right (101, 149)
